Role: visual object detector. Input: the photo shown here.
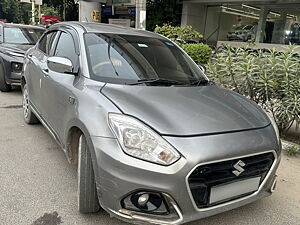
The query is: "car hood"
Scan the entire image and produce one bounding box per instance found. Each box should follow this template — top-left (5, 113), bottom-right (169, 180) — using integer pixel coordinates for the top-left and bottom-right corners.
top-left (102, 84), bottom-right (270, 136)
top-left (1, 43), bottom-right (33, 54)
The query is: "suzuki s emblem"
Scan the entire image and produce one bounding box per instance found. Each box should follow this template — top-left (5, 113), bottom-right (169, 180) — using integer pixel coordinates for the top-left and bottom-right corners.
top-left (232, 160), bottom-right (246, 176)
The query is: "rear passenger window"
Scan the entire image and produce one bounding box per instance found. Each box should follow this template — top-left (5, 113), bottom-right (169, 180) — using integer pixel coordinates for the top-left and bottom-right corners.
top-left (38, 32), bottom-right (57, 55)
top-left (54, 32), bottom-right (77, 64)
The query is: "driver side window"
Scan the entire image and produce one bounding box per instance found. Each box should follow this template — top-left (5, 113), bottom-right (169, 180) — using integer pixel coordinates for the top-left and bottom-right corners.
top-left (38, 31), bottom-right (57, 55)
top-left (54, 32), bottom-right (77, 64)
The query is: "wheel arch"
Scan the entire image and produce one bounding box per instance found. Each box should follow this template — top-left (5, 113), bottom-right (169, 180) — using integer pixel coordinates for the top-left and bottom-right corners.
top-left (65, 120), bottom-right (102, 202)
top-left (65, 120), bottom-right (99, 174)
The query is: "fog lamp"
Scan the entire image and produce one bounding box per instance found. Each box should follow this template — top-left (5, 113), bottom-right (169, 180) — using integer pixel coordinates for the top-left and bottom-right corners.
top-left (121, 191), bottom-right (169, 215)
top-left (138, 193), bottom-right (149, 206)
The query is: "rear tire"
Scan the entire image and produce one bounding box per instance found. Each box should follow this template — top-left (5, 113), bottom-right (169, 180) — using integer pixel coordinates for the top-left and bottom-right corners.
top-left (78, 134), bottom-right (100, 213)
top-left (0, 64), bottom-right (11, 92)
top-left (22, 84), bottom-right (39, 124)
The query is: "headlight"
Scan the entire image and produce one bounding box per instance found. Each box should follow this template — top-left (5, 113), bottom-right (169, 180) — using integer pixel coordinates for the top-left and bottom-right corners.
top-left (11, 62), bottom-right (23, 73)
top-left (108, 113), bottom-right (181, 165)
top-left (265, 111), bottom-right (280, 144)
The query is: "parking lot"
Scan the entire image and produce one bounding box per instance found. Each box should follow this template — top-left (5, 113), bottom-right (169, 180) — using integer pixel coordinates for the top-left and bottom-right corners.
top-left (0, 89), bottom-right (299, 225)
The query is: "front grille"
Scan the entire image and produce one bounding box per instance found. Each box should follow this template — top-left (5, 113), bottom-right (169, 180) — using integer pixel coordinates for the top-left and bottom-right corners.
top-left (188, 152), bottom-right (275, 209)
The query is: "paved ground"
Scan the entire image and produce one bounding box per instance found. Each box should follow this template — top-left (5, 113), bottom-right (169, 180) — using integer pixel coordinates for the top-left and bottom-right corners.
top-left (0, 89), bottom-right (299, 225)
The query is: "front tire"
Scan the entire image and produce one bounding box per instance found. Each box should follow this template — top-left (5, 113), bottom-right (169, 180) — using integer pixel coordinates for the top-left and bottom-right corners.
top-left (22, 84), bottom-right (39, 124)
top-left (78, 134), bottom-right (100, 213)
top-left (0, 64), bottom-right (11, 92)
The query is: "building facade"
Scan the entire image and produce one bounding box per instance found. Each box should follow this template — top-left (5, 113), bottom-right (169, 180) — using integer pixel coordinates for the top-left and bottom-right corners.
top-left (181, 0), bottom-right (300, 46)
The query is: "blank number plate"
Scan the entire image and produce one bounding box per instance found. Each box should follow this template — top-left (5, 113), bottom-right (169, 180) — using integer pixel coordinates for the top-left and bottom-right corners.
top-left (209, 177), bottom-right (261, 204)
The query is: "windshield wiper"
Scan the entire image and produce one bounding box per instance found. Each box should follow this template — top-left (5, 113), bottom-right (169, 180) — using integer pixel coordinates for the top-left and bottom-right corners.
top-left (190, 79), bottom-right (213, 86)
top-left (16, 43), bottom-right (35, 45)
top-left (128, 78), bottom-right (187, 86)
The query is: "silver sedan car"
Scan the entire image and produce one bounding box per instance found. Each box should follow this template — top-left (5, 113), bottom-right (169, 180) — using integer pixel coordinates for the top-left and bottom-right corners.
top-left (22, 22), bottom-right (281, 225)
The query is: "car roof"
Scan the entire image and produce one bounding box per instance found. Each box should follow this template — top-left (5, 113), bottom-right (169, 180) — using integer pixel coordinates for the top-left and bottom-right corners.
top-left (0, 22), bottom-right (45, 30)
top-left (51, 21), bottom-right (165, 39)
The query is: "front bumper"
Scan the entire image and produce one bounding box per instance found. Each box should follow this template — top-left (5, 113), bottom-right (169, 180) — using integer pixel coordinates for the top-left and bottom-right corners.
top-left (91, 125), bottom-right (281, 224)
top-left (0, 54), bottom-right (23, 85)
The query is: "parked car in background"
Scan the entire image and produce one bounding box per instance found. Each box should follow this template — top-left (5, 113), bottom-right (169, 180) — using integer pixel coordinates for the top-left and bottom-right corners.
top-left (41, 15), bottom-right (61, 28)
top-left (0, 22), bottom-right (45, 92)
top-left (286, 23), bottom-right (300, 44)
top-left (227, 24), bottom-right (256, 42)
top-left (22, 22), bottom-right (281, 225)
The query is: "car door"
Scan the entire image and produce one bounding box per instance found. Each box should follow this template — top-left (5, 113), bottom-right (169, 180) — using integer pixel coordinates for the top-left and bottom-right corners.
top-left (26, 31), bottom-right (58, 114)
top-left (40, 30), bottom-right (80, 142)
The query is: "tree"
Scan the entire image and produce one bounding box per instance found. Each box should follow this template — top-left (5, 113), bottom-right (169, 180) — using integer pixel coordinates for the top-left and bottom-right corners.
top-left (0, 0), bottom-right (32, 24)
top-left (146, 0), bottom-right (182, 31)
top-left (43, 0), bottom-right (78, 21)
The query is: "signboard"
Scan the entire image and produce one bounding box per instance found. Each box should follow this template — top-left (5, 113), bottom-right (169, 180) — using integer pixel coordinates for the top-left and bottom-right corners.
top-left (109, 19), bottom-right (131, 27)
top-left (91, 10), bottom-right (100, 22)
top-left (102, 5), bottom-right (114, 16)
top-left (128, 6), bottom-right (136, 16)
top-left (21, 0), bottom-right (43, 5)
top-left (35, 0), bottom-right (43, 5)
top-left (113, 0), bottom-right (135, 6)
top-left (113, 0), bottom-right (132, 4)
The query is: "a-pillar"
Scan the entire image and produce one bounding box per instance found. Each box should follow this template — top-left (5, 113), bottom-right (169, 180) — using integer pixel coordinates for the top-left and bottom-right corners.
top-left (255, 6), bottom-right (268, 43)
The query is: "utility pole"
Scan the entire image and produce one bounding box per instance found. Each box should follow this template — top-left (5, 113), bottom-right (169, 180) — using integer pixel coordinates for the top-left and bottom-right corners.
top-left (136, 0), bottom-right (146, 30)
top-left (31, 0), bottom-right (35, 24)
top-left (38, 4), bottom-right (41, 24)
top-left (63, 0), bottom-right (66, 21)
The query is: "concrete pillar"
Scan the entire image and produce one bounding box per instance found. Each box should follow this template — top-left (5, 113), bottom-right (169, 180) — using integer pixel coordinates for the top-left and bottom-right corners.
top-left (272, 12), bottom-right (288, 44)
top-left (78, 0), bottom-right (107, 23)
top-left (181, 3), bottom-right (207, 34)
top-left (136, 0), bottom-right (146, 30)
top-left (255, 6), bottom-right (268, 43)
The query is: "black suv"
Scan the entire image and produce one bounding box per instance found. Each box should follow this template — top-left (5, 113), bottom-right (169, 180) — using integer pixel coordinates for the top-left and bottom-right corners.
top-left (0, 22), bottom-right (45, 92)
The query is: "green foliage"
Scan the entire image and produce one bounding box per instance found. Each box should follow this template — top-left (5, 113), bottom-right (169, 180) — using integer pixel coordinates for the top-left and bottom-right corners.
top-left (0, 0), bottom-right (32, 24)
top-left (285, 145), bottom-right (299, 157)
top-left (207, 44), bottom-right (300, 133)
top-left (146, 0), bottom-right (182, 31)
top-left (154, 24), bottom-right (210, 64)
top-left (43, 0), bottom-right (78, 21)
top-left (41, 4), bottom-right (60, 17)
top-left (154, 24), bottom-right (203, 42)
top-left (181, 44), bottom-right (212, 64)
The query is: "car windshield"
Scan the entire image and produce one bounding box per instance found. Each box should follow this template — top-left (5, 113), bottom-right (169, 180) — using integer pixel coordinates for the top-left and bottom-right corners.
top-left (4, 27), bottom-right (44, 45)
top-left (84, 33), bottom-right (207, 85)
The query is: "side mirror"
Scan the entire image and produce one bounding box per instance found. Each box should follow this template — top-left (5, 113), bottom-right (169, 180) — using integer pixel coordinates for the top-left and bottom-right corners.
top-left (47, 56), bottom-right (73, 74)
top-left (198, 64), bottom-right (206, 73)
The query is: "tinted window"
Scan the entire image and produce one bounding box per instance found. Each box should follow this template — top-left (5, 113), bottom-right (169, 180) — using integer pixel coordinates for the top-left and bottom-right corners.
top-left (38, 31), bottom-right (57, 55)
top-left (54, 32), bottom-right (77, 63)
top-left (84, 33), bottom-right (206, 84)
top-left (4, 27), bottom-right (44, 45)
